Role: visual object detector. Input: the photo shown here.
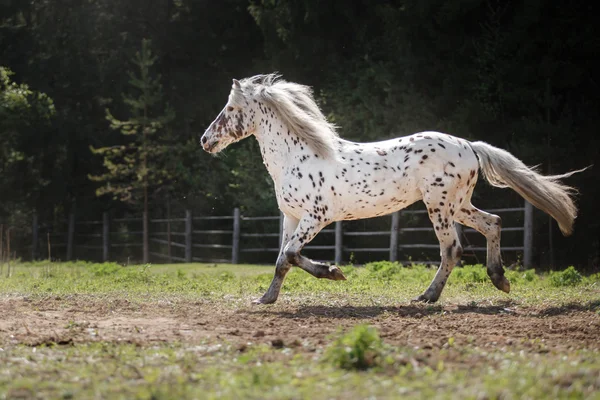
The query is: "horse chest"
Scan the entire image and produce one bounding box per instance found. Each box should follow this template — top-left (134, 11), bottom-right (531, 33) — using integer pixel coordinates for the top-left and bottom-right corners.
top-left (275, 166), bottom-right (330, 218)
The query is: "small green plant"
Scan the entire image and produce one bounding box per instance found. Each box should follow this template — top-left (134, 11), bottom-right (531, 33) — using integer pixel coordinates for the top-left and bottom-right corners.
top-left (452, 264), bottom-right (487, 284)
top-left (549, 266), bottom-right (582, 287)
top-left (366, 261), bottom-right (403, 279)
top-left (521, 269), bottom-right (537, 282)
top-left (90, 262), bottom-right (122, 276)
top-left (348, 252), bottom-right (356, 265)
top-left (366, 261), bottom-right (392, 272)
top-left (218, 271), bottom-right (235, 282)
top-left (323, 324), bottom-right (385, 370)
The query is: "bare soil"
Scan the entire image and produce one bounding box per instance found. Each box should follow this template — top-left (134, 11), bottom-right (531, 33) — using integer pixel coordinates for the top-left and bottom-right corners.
top-left (1, 296), bottom-right (599, 352)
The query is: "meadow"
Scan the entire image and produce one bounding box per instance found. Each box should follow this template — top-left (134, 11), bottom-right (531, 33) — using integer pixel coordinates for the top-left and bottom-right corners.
top-left (0, 261), bottom-right (599, 399)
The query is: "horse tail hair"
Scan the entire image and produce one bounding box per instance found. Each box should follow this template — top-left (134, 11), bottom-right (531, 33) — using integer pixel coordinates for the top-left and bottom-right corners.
top-left (469, 141), bottom-right (588, 236)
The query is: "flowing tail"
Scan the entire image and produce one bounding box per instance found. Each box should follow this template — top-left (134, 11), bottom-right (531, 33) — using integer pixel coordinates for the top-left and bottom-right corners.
top-left (469, 141), bottom-right (587, 236)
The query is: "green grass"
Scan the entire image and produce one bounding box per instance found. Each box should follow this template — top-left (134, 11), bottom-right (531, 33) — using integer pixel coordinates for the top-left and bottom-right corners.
top-left (2, 340), bottom-right (599, 400)
top-left (1, 260), bottom-right (598, 306)
top-left (1, 261), bottom-right (599, 399)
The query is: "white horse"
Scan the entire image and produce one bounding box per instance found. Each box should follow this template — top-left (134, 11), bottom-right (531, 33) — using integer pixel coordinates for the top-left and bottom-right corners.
top-left (201, 74), bottom-right (582, 304)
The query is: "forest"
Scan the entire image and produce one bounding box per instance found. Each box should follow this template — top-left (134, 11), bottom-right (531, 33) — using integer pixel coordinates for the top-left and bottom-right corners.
top-left (0, 0), bottom-right (598, 269)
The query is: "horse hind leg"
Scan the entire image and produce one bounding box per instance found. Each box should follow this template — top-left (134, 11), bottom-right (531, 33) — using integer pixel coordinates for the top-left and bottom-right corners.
top-left (414, 199), bottom-right (463, 303)
top-left (455, 205), bottom-right (510, 293)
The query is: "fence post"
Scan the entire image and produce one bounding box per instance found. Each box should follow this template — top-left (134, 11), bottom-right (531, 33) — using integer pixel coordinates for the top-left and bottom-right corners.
top-left (0, 224), bottom-right (3, 263)
top-left (335, 221), bottom-right (343, 265)
top-left (166, 196), bottom-right (172, 262)
top-left (185, 210), bottom-right (192, 263)
top-left (31, 213), bottom-right (38, 260)
top-left (6, 228), bottom-right (11, 277)
top-left (66, 212), bottom-right (75, 261)
top-left (142, 211), bottom-right (149, 263)
top-left (47, 232), bottom-right (51, 261)
top-left (389, 211), bottom-right (400, 262)
top-left (231, 208), bottom-right (241, 264)
top-left (102, 212), bottom-right (110, 262)
top-left (523, 200), bottom-right (533, 268)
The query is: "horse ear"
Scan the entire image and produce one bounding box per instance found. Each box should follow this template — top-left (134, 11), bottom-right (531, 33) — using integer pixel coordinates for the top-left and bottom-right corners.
top-left (232, 79), bottom-right (241, 90)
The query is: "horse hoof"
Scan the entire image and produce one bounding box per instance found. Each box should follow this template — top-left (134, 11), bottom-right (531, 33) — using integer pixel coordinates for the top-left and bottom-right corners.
top-left (492, 276), bottom-right (511, 294)
top-left (252, 296), bottom-right (277, 305)
top-left (411, 295), bottom-right (429, 303)
top-left (411, 294), bottom-right (438, 303)
top-left (329, 266), bottom-right (347, 281)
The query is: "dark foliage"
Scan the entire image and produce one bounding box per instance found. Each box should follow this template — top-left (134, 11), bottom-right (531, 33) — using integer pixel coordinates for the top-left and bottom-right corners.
top-left (0, 0), bottom-right (598, 268)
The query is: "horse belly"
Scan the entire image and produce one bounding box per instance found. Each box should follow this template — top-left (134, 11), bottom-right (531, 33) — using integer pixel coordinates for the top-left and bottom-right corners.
top-left (335, 171), bottom-right (422, 220)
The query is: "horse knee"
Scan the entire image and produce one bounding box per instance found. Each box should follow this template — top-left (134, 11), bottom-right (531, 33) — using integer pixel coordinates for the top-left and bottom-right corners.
top-left (455, 243), bottom-right (463, 260)
top-left (445, 239), bottom-right (463, 262)
top-left (284, 248), bottom-right (299, 265)
top-left (275, 253), bottom-right (288, 269)
top-left (486, 215), bottom-right (502, 236)
top-left (494, 215), bottom-right (502, 228)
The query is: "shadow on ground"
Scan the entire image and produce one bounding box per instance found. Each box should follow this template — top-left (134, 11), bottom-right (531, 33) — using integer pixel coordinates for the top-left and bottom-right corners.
top-left (247, 299), bottom-right (600, 319)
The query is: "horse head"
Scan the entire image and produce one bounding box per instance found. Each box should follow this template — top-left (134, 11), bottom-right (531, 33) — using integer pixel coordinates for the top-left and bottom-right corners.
top-left (201, 79), bottom-right (255, 153)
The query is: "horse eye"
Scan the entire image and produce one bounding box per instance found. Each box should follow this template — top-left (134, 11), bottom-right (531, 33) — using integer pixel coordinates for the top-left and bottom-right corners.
top-left (226, 106), bottom-right (234, 112)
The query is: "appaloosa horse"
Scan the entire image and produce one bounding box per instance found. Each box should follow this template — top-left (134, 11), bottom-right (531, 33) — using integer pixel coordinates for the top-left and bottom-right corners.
top-left (201, 74), bottom-right (582, 304)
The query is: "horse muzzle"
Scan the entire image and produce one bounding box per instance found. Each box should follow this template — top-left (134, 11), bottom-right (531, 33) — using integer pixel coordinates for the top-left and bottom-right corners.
top-left (201, 134), bottom-right (219, 153)
top-left (202, 141), bottom-right (218, 153)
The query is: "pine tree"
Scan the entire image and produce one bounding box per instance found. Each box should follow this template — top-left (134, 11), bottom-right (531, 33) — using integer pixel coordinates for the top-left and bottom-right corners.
top-left (0, 67), bottom-right (55, 227)
top-left (89, 39), bottom-right (175, 262)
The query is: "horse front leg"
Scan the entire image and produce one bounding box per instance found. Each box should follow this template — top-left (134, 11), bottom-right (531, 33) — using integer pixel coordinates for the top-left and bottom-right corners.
top-left (253, 214), bottom-right (299, 304)
top-left (253, 216), bottom-right (345, 305)
top-left (289, 248), bottom-right (346, 281)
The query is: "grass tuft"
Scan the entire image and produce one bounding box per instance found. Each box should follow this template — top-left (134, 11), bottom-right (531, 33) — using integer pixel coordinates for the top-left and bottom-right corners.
top-left (323, 324), bottom-right (385, 370)
top-left (549, 266), bottom-right (583, 287)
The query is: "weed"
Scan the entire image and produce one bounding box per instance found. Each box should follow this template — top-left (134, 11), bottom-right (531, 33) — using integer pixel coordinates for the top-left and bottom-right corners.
top-left (549, 266), bottom-right (583, 287)
top-left (90, 262), bottom-right (122, 276)
top-left (521, 269), bottom-right (537, 282)
top-left (452, 264), bottom-right (488, 284)
top-left (218, 271), bottom-right (235, 282)
top-left (323, 325), bottom-right (385, 370)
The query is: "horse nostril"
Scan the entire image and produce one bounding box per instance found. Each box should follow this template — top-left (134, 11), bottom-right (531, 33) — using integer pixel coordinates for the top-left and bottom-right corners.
top-left (201, 136), bottom-right (207, 144)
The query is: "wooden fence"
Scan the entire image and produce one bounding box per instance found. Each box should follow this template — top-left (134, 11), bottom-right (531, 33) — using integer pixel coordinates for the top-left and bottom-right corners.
top-left (29, 200), bottom-right (534, 267)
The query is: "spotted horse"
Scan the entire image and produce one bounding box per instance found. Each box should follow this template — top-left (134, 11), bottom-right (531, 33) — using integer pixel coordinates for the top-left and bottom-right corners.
top-left (201, 74), bottom-right (584, 304)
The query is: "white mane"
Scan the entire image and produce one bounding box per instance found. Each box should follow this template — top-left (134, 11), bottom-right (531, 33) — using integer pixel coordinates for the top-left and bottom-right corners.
top-left (239, 74), bottom-right (339, 159)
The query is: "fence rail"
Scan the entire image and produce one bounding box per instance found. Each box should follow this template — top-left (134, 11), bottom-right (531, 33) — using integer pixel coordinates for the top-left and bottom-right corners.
top-left (25, 201), bottom-right (534, 267)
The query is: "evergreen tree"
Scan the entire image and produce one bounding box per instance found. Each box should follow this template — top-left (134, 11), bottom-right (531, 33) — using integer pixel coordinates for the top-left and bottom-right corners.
top-left (89, 39), bottom-right (175, 262)
top-left (0, 67), bottom-right (55, 226)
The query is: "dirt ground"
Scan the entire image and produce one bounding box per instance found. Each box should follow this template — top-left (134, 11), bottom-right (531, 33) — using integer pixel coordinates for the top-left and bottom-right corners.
top-left (1, 296), bottom-right (599, 352)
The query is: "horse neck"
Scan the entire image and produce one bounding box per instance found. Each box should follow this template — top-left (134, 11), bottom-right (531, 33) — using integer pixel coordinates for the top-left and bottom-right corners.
top-left (252, 106), bottom-right (323, 184)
